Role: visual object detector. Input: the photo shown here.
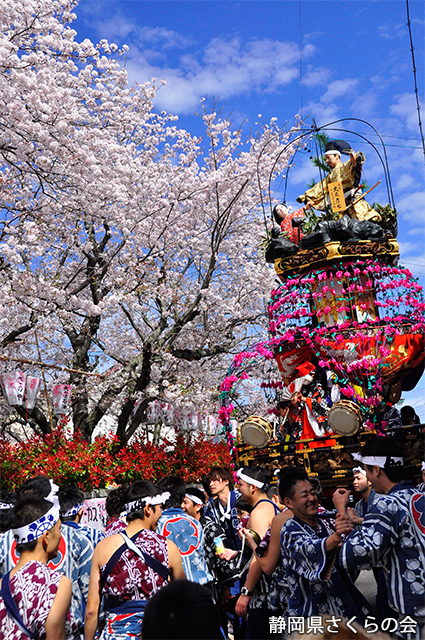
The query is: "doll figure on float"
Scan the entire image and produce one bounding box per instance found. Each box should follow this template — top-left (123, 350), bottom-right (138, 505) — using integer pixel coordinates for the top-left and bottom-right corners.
top-left (295, 140), bottom-right (386, 249)
top-left (277, 362), bottom-right (336, 449)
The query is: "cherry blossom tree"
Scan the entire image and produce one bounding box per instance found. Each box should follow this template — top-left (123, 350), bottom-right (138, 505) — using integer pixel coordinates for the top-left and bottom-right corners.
top-left (0, 0), bottom-right (296, 444)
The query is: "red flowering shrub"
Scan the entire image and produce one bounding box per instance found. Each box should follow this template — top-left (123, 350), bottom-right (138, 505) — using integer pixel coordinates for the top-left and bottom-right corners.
top-left (0, 430), bottom-right (231, 490)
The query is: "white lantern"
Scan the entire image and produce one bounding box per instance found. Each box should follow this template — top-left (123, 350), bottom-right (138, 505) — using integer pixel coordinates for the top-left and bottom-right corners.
top-left (184, 411), bottom-right (201, 432)
top-left (207, 415), bottom-right (218, 435)
top-left (160, 402), bottom-right (175, 425)
top-left (146, 401), bottom-right (160, 425)
top-left (0, 371), bottom-right (26, 406)
top-left (25, 376), bottom-right (41, 410)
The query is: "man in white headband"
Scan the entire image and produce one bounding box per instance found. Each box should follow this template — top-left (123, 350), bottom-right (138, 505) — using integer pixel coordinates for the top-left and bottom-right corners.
top-left (297, 139), bottom-right (379, 223)
top-left (0, 475), bottom-right (93, 638)
top-left (59, 484), bottom-right (104, 548)
top-left (156, 476), bottom-right (213, 587)
top-left (182, 485), bottom-right (239, 606)
top-left (334, 435), bottom-right (425, 636)
top-left (0, 495), bottom-right (72, 638)
top-left (235, 466), bottom-right (280, 638)
top-left (85, 480), bottom-right (185, 640)
top-left (182, 487), bottom-right (206, 520)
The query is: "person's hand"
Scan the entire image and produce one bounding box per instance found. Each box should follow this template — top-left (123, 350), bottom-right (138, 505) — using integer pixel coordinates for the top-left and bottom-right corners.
top-left (239, 527), bottom-right (257, 551)
top-left (335, 513), bottom-right (353, 537)
top-left (333, 488), bottom-right (350, 514)
top-left (218, 548), bottom-right (238, 561)
top-left (347, 507), bottom-right (363, 526)
top-left (235, 594), bottom-right (250, 617)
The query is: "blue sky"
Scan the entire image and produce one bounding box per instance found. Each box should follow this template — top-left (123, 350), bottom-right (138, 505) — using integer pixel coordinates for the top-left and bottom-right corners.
top-left (73, 0), bottom-right (425, 412)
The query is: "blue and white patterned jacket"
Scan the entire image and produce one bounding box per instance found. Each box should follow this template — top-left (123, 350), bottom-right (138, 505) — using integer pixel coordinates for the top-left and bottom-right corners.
top-left (340, 481), bottom-right (425, 625)
top-left (156, 507), bottom-right (213, 585)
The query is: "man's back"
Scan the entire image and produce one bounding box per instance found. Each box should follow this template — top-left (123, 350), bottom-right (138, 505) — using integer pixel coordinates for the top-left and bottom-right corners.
top-left (0, 523), bottom-right (93, 632)
top-left (62, 520), bottom-right (104, 548)
top-left (157, 507), bottom-right (212, 585)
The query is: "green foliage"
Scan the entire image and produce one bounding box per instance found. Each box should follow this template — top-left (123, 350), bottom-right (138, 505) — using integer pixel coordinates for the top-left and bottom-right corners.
top-left (372, 203), bottom-right (398, 235)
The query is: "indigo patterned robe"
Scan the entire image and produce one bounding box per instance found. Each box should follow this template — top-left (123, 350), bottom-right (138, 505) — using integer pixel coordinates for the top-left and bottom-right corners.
top-left (280, 516), bottom-right (369, 620)
top-left (340, 481), bottom-right (425, 636)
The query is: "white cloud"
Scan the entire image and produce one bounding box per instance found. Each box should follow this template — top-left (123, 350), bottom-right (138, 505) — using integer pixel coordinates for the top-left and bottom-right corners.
top-left (378, 17), bottom-right (423, 41)
top-left (289, 155), bottom-right (318, 187)
top-left (303, 67), bottom-right (331, 88)
top-left (82, 8), bottom-right (324, 115)
top-left (302, 99), bottom-right (340, 126)
top-left (406, 227), bottom-right (424, 237)
top-left (349, 91), bottom-right (378, 119)
top-left (397, 240), bottom-right (422, 256)
top-left (390, 93), bottom-right (423, 132)
top-left (395, 173), bottom-right (414, 191)
top-left (303, 30), bottom-right (324, 44)
top-left (90, 17), bottom-right (195, 50)
top-left (124, 36), bottom-right (306, 114)
top-left (397, 191), bottom-right (425, 222)
top-left (321, 79), bottom-right (359, 104)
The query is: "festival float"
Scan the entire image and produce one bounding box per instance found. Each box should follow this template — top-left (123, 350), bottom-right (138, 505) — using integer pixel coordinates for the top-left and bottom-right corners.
top-left (219, 121), bottom-right (425, 491)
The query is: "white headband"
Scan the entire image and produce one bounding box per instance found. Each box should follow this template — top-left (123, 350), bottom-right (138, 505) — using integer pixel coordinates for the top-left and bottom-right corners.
top-left (237, 469), bottom-right (264, 489)
top-left (352, 466), bottom-right (367, 477)
top-left (185, 493), bottom-right (204, 506)
top-left (47, 480), bottom-right (60, 508)
top-left (352, 453), bottom-right (403, 468)
top-left (125, 492), bottom-right (170, 514)
top-left (0, 502), bottom-right (13, 510)
top-left (324, 149), bottom-right (341, 157)
top-left (12, 504), bottom-right (60, 545)
top-left (61, 503), bottom-right (84, 518)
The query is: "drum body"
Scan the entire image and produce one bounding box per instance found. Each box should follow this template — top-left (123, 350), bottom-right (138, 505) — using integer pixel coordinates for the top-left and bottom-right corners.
top-left (328, 399), bottom-right (362, 435)
top-left (241, 415), bottom-right (273, 448)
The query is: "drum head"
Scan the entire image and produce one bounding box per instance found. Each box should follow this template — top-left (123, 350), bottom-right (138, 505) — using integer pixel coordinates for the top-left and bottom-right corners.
top-left (328, 402), bottom-right (360, 436)
top-left (241, 422), bottom-right (269, 448)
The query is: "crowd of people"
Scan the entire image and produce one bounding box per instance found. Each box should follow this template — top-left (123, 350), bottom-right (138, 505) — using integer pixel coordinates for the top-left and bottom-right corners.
top-left (0, 434), bottom-right (424, 640)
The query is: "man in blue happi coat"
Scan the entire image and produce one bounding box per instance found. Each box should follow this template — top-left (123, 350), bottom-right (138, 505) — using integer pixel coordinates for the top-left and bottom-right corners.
top-left (279, 467), bottom-right (369, 623)
top-left (58, 485), bottom-right (104, 548)
top-left (156, 476), bottom-right (212, 586)
top-left (335, 436), bottom-right (425, 639)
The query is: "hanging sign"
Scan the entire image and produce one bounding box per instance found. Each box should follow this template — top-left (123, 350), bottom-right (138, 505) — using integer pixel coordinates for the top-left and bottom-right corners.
top-left (81, 498), bottom-right (108, 530)
top-left (328, 181), bottom-right (346, 213)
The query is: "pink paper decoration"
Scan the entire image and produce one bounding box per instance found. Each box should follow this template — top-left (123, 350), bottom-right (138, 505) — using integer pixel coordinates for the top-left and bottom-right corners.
top-left (51, 384), bottom-right (72, 416)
